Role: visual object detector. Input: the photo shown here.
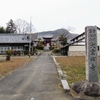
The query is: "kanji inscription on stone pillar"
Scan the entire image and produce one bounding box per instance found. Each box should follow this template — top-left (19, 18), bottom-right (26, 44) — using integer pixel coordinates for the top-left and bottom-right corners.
top-left (85, 26), bottom-right (98, 82)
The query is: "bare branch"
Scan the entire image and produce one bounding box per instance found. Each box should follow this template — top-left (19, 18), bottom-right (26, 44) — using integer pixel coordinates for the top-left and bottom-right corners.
top-left (14, 19), bottom-right (36, 34)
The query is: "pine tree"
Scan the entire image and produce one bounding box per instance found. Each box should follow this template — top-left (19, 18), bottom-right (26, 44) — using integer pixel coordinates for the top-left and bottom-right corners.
top-left (6, 19), bottom-right (16, 33)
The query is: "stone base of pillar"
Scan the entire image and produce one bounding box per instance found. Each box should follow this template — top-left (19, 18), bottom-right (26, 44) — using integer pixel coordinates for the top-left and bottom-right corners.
top-left (70, 81), bottom-right (100, 100)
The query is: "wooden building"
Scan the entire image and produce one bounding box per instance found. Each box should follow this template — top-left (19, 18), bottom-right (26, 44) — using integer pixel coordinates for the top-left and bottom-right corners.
top-left (0, 34), bottom-right (30, 54)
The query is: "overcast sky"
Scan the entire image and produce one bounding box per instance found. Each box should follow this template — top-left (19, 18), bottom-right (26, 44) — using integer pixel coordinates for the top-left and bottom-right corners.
top-left (0, 0), bottom-right (100, 34)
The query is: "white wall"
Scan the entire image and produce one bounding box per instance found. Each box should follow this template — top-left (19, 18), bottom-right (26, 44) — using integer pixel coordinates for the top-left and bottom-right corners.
top-left (97, 30), bottom-right (100, 46)
top-left (69, 45), bottom-right (85, 51)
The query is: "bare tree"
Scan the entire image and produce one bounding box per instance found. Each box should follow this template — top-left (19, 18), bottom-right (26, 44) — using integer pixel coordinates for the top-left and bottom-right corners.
top-left (15, 19), bottom-right (36, 34)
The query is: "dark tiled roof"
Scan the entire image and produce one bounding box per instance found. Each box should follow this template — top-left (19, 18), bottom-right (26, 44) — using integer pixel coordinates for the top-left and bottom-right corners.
top-left (43, 35), bottom-right (53, 39)
top-left (70, 26), bottom-right (100, 42)
top-left (34, 34), bottom-right (54, 41)
top-left (97, 27), bottom-right (100, 30)
top-left (0, 34), bottom-right (30, 43)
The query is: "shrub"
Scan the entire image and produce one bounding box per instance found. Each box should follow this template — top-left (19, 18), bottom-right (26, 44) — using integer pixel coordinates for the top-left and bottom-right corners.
top-left (52, 48), bottom-right (60, 53)
top-left (49, 46), bottom-right (54, 50)
top-left (6, 50), bottom-right (22, 56)
top-left (36, 46), bottom-right (44, 50)
top-left (6, 50), bottom-right (11, 56)
top-left (23, 50), bottom-right (29, 55)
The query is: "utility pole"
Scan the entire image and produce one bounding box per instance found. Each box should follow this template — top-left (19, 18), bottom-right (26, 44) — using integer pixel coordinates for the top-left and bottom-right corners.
top-left (29, 17), bottom-right (32, 58)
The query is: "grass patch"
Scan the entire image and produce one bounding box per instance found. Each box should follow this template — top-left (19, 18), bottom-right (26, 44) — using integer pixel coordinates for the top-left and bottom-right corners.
top-left (0, 57), bottom-right (33, 78)
top-left (56, 56), bottom-right (100, 85)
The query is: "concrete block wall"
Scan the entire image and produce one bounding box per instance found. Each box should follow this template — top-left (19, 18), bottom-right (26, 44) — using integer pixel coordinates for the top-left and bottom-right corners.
top-left (98, 51), bottom-right (100, 56)
top-left (68, 51), bottom-right (100, 56)
top-left (68, 51), bottom-right (85, 56)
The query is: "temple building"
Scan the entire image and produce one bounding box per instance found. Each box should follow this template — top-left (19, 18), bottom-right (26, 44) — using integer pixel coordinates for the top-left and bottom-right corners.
top-left (0, 34), bottom-right (30, 54)
top-left (43, 35), bottom-right (53, 47)
top-left (34, 34), bottom-right (56, 50)
top-left (43, 35), bottom-right (53, 50)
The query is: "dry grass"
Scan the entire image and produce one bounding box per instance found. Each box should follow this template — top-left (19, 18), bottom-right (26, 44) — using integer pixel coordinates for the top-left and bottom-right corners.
top-left (0, 57), bottom-right (33, 78)
top-left (56, 56), bottom-right (100, 85)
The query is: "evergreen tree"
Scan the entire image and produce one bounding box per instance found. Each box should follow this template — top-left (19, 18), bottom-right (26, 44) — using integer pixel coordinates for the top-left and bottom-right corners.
top-left (38, 38), bottom-right (43, 46)
top-left (0, 26), bottom-right (6, 33)
top-left (59, 33), bottom-right (67, 46)
top-left (6, 19), bottom-right (16, 33)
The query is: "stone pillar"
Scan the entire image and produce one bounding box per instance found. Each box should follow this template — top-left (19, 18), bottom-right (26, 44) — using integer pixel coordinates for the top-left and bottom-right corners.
top-left (85, 26), bottom-right (98, 82)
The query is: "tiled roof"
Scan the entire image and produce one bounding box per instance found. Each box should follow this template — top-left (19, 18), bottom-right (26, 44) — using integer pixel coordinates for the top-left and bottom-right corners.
top-left (0, 34), bottom-right (30, 43)
top-left (43, 35), bottom-right (53, 38)
top-left (34, 34), bottom-right (54, 41)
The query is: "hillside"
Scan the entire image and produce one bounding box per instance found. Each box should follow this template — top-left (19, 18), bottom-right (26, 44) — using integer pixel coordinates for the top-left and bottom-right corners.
top-left (31, 28), bottom-right (78, 43)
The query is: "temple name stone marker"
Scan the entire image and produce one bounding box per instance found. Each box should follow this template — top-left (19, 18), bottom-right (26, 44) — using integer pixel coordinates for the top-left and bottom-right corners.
top-left (71, 26), bottom-right (100, 97)
top-left (85, 26), bottom-right (98, 82)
